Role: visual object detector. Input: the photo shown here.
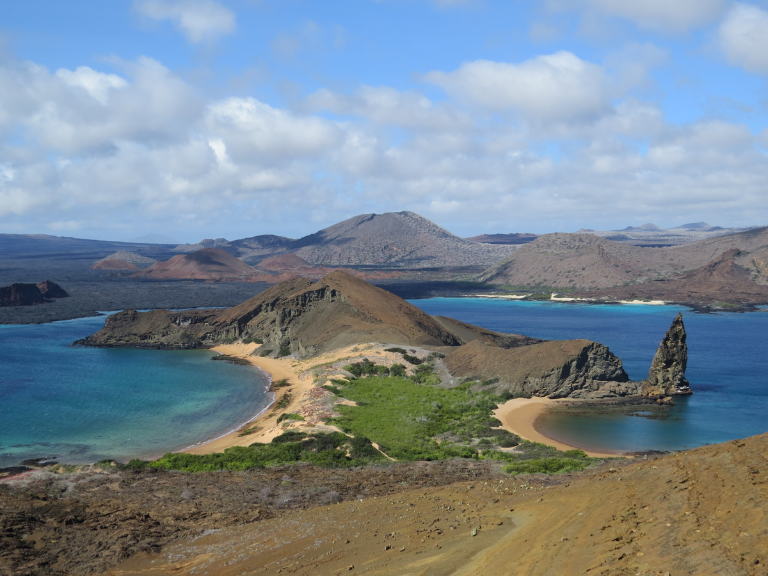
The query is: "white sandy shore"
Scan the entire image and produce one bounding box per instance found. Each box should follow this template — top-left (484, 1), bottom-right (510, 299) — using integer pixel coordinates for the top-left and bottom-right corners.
top-left (493, 397), bottom-right (625, 459)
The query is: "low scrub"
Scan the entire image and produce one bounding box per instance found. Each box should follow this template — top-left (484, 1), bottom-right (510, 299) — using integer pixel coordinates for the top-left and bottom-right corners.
top-left (119, 431), bottom-right (385, 472)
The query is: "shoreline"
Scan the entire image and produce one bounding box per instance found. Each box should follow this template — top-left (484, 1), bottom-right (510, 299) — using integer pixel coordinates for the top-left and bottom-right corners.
top-left (494, 397), bottom-right (625, 459)
top-left (183, 343), bottom-right (311, 454)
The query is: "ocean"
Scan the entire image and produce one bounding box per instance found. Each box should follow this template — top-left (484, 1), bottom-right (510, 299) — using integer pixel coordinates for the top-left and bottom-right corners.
top-left (410, 298), bottom-right (768, 453)
top-left (0, 316), bottom-right (271, 468)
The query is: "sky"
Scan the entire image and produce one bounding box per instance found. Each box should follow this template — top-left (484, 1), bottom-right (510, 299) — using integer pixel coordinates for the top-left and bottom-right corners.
top-left (1, 0), bottom-right (768, 243)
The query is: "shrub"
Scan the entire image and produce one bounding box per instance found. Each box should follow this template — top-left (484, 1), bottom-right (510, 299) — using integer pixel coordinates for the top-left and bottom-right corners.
top-left (277, 413), bottom-right (305, 423)
top-left (402, 354), bottom-right (422, 365)
top-left (503, 458), bottom-right (588, 475)
top-left (390, 363), bottom-right (406, 377)
top-left (384, 347), bottom-right (407, 354)
top-left (278, 346), bottom-right (291, 357)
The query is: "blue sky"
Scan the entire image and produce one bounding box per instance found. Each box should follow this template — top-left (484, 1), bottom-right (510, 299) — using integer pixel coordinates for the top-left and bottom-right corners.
top-left (1, 0), bottom-right (767, 242)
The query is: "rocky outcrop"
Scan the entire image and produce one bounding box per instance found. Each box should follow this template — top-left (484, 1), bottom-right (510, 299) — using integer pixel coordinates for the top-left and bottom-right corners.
top-left (0, 281), bottom-right (68, 307)
top-left (644, 312), bottom-right (690, 396)
top-left (92, 259), bottom-right (139, 270)
top-left (444, 338), bottom-right (638, 399)
top-left (445, 314), bottom-right (693, 400)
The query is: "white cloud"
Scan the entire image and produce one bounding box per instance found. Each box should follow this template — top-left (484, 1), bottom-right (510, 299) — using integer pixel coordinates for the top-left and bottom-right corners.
top-left (425, 52), bottom-right (611, 124)
top-left (55, 67), bottom-right (128, 105)
top-left (720, 3), bottom-right (768, 75)
top-left (585, 0), bottom-right (727, 33)
top-left (306, 85), bottom-right (471, 131)
top-left (134, 0), bottom-right (236, 44)
top-left (206, 97), bottom-right (342, 160)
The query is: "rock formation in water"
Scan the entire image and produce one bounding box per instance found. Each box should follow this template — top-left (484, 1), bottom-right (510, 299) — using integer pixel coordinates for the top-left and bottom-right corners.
top-left (644, 312), bottom-right (691, 396)
top-left (0, 281), bottom-right (68, 307)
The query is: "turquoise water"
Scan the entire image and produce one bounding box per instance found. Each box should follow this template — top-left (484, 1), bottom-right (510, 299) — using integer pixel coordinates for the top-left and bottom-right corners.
top-left (0, 316), bottom-right (271, 468)
top-left (410, 299), bottom-right (768, 453)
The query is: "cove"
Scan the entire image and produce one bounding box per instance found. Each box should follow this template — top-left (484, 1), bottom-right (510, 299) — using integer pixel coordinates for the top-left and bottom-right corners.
top-left (410, 298), bottom-right (768, 453)
top-left (0, 315), bottom-right (271, 468)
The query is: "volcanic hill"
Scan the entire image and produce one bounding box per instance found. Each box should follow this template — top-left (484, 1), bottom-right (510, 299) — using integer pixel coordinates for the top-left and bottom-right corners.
top-left (132, 248), bottom-right (257, 280)
top-left (227, 211), bottom-right (519, 267)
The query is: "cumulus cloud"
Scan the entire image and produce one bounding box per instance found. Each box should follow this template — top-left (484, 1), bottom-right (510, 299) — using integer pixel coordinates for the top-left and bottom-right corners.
top-left (134, 0), bottom-right (236, 44)
top-left (585, 0), bottom-right (727, 33)
top-left (720, 3), bottom-right (768, 75)
top-left (424, 52), bottom-right (612, 124)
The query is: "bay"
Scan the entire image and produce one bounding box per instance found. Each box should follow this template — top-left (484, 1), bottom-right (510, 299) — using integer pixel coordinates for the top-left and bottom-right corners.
top-left (0, 316), bottom-right (271, 468)
top-left (410, 298), bottom-right (768, 453)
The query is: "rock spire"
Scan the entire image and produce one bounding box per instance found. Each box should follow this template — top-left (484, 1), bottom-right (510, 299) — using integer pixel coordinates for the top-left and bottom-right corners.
top-left (647, 313), bottom-right (691, 395)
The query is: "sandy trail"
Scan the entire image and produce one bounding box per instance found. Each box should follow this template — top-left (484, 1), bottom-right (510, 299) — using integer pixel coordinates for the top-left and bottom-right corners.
top-left (494, 397), bottom-right (624, 458)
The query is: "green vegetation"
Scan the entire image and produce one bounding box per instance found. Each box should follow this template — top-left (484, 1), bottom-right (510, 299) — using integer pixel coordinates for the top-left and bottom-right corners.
top-left (278, 346), bottom-right (291, 357)
top-left (384, 347), bottom-right (407, 354)
top-left (328, 375), bottom-right (519, 460)
top-left (242, 336), bottom-right (264, 344)
top-left (116, 431), bottom-right (385, 472)
top-left (273, 391), bottom-right (292, 410)
top-left (272, 379), bottom-right (291, 388)
top-left (276, 413), bottom-right (305, 424)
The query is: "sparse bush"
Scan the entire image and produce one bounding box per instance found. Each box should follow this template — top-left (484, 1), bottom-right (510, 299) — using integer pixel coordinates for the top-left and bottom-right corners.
top-left (278, 346), bottom-right (291, 357)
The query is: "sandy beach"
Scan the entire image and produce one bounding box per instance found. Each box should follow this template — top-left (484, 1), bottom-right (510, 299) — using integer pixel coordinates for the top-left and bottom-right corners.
top-left (494, 397), bottom-right (624, 458)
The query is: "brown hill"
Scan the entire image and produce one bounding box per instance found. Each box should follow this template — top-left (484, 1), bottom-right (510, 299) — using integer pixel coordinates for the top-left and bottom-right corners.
top-left (92, 259), bottom-right (138, 270)
top-left (574, 249), bottom-right (768, 304)
top-left (104, 431), bottom-right (768, 576)
top-left (132, 248), bottom-right (257, 280)
top-left (480, 226), bottom-right (768, 290)
top-left (82, 271), bottom-right (461, 354)
top-left (257, 253), bottom-right (312, 271)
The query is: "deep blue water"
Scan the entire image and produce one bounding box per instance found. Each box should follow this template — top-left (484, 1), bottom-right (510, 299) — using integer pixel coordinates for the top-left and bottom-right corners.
top-left (410, 298), bottom-right (768, 453)
top-left (0, 316), bottom-right (271, 468)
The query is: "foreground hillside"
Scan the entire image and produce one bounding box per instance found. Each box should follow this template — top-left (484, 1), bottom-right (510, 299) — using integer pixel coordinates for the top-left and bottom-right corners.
top-left (2, 432), bottom-right (759, 575)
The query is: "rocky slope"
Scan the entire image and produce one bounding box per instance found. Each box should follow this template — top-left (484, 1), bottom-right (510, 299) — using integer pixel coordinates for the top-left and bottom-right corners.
top-left (480, 226), bottom-right (768, 292)
top-left (464, 232), bottom-right (538, 244)
top-left (573, 249), bottom-right (768, 305)
top-left (132, 248), bottom-right (258, 280)
top-left (0, 281), bottom-right (68, 307)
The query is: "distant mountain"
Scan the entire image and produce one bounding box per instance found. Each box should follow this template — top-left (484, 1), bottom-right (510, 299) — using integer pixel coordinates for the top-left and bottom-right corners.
top-left (479, 226), bottom-right (768, 292)
top-left (578, 222), bottom-right (762, 247)
top-left (228, 211), bottom-right (518, 268)
top-left (464, 233), bottom-right (538, 245)
top-left (125, 234), bottom-right (179, 245)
